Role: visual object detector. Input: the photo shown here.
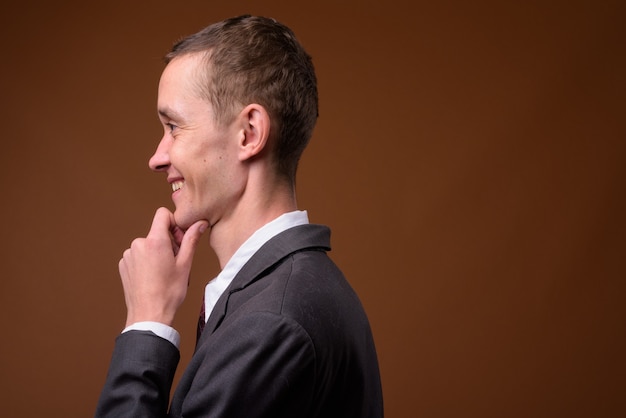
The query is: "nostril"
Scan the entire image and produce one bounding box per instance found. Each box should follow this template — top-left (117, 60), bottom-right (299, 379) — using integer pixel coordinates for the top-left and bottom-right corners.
top-left (148, 154), bottom-right (170, 171)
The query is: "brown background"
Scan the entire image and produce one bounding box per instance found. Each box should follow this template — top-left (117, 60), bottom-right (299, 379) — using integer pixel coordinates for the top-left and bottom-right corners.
top-left (1, 0), bottom-right (624, 416)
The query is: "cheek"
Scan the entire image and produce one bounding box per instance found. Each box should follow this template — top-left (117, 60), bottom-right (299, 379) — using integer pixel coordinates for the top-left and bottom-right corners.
top-left (168, 144), bottom-right (185, 167)
top-left (169, 141), bottom-right (206, 174)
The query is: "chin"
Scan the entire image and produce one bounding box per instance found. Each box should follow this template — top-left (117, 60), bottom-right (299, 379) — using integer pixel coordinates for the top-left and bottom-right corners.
top-left (173, 211), bottom-right (192, 230)
top-left (174, 210), bottom-right (208, 231)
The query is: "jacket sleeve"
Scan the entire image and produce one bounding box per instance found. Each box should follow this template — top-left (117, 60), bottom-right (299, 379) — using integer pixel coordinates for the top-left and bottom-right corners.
top-left (170, 311), bottom-right (316, 418)
top-left (95, 330), bottom-right (180, 418)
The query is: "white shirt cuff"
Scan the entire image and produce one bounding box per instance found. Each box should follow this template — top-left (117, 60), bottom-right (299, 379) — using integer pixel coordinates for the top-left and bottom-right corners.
top-left (122, 321), bottom-right (180, 349)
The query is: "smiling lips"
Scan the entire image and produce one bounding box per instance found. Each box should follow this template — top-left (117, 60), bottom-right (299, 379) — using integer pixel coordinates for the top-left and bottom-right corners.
top-left (171, 180), bottom-right (185, 192)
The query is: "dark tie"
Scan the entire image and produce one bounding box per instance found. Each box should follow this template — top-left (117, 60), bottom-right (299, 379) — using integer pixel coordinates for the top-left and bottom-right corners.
top-left (196, 293), bottom-right (206, 343)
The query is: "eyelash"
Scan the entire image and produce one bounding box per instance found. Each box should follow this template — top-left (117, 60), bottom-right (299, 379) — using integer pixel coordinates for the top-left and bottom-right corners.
top-left (166, 122), bottom-right (177, 133)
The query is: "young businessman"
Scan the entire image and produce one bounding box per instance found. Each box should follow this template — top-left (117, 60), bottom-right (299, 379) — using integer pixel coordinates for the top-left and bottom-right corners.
top-left (96, 15), bottom-right (383, 417)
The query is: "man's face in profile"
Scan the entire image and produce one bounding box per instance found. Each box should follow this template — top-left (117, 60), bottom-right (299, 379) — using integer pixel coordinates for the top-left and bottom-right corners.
top-left (148, 53), bottom-right (246, 230)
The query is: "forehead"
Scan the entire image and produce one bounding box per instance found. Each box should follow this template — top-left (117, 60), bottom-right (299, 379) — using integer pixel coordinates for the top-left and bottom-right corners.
top-left (159, 53), bottom-right (204, 96)
top-left (157, 53), bottom-right (211, 119)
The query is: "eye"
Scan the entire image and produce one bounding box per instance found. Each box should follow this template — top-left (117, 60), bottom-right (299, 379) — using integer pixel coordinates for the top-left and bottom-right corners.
top-left (166, 122), bottom-right (178, 134)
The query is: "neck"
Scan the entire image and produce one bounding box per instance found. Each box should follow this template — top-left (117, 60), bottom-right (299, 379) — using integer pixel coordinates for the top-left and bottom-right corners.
top-left (208, 176), bottom-right (297, 269)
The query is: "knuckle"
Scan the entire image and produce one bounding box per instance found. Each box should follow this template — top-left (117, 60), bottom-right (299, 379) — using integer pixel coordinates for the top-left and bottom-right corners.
top-left (130, 238), bottom-right (144, 250)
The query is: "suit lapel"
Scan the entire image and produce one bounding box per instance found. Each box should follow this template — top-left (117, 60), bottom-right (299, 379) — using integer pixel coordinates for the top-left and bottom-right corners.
top-left (199, 224), bottom-right (331, 340)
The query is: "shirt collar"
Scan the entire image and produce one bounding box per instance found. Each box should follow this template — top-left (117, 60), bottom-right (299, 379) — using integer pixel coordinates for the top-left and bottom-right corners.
top-left (203, 210), bottom-right (309, 321)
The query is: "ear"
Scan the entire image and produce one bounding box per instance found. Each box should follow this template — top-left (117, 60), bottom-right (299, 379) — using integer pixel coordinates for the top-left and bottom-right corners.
top-left (237, 103), bottom-right (271, 162)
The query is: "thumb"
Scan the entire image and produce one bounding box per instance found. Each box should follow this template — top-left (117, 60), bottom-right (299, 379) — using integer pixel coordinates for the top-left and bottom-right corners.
top-left (175, 220), bottom-right (209, 267)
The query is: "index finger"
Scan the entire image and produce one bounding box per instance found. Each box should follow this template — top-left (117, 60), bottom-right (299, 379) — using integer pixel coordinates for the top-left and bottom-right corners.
top-left (146, 207), bottom-right (176, 240)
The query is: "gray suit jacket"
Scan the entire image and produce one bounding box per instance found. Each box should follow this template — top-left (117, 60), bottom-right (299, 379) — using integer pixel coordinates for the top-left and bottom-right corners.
top-left (96, 224), bottom-right (383, 417)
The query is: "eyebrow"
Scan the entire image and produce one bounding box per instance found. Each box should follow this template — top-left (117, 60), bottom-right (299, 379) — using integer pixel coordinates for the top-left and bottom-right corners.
top-left (158, 106), bottom-right (184, 122)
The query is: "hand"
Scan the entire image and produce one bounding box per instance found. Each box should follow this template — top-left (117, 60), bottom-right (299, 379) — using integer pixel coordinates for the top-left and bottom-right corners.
top-left (119, 207), bottom-right (209, 327)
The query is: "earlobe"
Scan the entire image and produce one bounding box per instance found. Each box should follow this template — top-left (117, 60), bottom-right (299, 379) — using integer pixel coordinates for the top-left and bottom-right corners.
top-left (239, 104), bottom-right (271, 162)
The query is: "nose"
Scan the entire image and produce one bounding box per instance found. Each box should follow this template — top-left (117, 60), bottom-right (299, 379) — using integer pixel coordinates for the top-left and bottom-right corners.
top-left (148, 136), bottom-right (171, 172)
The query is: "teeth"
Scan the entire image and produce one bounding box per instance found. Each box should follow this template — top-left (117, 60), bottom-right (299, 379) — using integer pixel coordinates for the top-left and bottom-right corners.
top-left (172, 181), bottom-right (184, 192)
